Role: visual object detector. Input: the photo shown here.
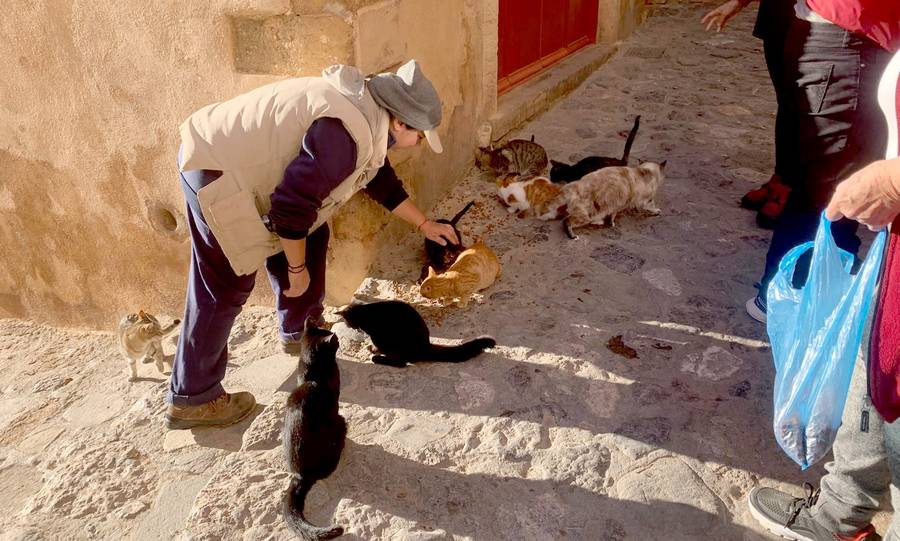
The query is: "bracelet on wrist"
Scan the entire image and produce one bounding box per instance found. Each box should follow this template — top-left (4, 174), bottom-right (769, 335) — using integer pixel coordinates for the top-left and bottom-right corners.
top-left (287, 263), bottom-right (306, 274)
top-left (416, 217), bottom-right (429, 230)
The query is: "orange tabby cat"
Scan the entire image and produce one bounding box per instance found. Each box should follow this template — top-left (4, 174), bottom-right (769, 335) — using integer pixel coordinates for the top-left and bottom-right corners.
top-left (420, 242), bottom-right (501, 307)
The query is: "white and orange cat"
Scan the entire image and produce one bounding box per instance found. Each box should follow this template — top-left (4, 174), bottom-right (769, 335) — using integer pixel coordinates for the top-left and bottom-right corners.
top-left (539, 161), bottom-right (667, 239)
top-left (497, 175), bottom-right (562, 218)
top-left (420, 242), bottom-right (501, 307)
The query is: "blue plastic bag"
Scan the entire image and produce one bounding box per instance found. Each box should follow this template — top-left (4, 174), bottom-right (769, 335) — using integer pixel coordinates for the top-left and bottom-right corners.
top-left (768, 213), bottom-right (887, 469)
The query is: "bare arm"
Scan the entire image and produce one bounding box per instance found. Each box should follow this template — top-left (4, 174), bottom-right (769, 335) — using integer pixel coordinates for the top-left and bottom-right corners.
top-left (701, 0), bottom-right (753, 32)
top-left (392, 198), bottom-right (460, 246)
top-left (826, 157), bottom-right (900, 230)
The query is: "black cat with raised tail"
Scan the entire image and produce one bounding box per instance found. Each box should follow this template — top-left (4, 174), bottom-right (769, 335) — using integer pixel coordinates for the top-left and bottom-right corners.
top-left (338, 301), bottom-right (496, 368)
top-left (282, 323), bottom-right (346, 540)
top-left (550, 115), bottom-right (641, 182)
top-left (419, 200), bottom-right (475, 283)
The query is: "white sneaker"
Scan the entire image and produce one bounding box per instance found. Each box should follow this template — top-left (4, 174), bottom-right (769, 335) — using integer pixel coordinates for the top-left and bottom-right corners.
top-left (745, 296), bottom-right (767, 324)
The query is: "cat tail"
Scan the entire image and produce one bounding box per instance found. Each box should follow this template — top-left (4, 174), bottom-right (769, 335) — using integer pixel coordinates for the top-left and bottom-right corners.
top-left (620, 115), bottom-right (642, 163)
top-left (160, 319), bottom-right (181, 336)
top-left (449, 200), bottom-right (476, 226)
top-left (424, 337), bottom-right (496, 362)
top-left (283, 474), bottom-right (343, 541)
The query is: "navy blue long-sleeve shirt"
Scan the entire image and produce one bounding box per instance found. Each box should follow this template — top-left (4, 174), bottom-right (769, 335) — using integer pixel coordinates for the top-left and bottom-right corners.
top-left (268, 117), bottom-right (409, 239)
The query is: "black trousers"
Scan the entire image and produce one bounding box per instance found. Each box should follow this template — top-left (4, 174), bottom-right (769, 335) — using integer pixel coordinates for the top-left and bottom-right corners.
top-left (758, 18), bottom-right (890, 298)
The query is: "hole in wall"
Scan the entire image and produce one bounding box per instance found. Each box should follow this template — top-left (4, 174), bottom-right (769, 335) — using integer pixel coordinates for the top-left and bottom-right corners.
top-left (147, 202), bottom-right (185, 239)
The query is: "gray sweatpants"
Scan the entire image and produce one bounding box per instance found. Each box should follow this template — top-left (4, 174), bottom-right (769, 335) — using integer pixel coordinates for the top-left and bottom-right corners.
top-left (809, 339), bottom-right (900, 539)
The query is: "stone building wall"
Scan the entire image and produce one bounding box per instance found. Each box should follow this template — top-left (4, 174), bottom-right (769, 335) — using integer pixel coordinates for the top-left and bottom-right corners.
top-left (0, 0), bottom-right (644, 329)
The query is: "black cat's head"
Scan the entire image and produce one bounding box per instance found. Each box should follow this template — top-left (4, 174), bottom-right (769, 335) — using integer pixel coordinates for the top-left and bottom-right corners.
top-left (300, 318), bottom-right (338, 363)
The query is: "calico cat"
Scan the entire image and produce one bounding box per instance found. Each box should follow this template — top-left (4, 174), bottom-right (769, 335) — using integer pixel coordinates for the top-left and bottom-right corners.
top-left (282, 324), bottom-right (346, 541)
top-left (338, 301), bottom-right (495, 368)
top-left (475, 136), bottom-right (550, 178)
top-left (549, 116), bottom-right (642, 182)
top-left (117, 311), bottom-right (180, 381)
top-left (420, 242), bottom-right (501, 307)
top-left (497, 176), bottom-right (562, 218)
top-left (419, 200), bottom-right (475, 283)
top-left (539, 161), bottom-right (667, 239)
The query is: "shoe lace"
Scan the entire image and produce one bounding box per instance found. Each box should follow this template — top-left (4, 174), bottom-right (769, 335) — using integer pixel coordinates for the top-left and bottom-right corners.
top-left (209, 393), bottom-right (229, 412)
top-left (786, 483), bottom-right (820, 528)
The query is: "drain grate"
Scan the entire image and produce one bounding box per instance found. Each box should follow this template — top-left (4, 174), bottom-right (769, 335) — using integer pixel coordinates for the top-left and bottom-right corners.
top-left (624, 47), bottom-right (666, 59)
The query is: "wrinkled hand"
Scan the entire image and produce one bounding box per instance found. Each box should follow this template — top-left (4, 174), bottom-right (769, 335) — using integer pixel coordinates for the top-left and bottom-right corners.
top-left (420, 220), bottom-right (459, 246)
top-left (284, 267), bottom-right (310, 298)
top-left (825, 158), bottom-right (900, 231)
top-left (701, 0), bottom-right (744, 32)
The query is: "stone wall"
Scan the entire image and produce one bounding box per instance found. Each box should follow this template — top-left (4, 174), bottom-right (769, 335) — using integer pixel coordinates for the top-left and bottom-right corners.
top-left (0, 0), bottom-right (641, 329)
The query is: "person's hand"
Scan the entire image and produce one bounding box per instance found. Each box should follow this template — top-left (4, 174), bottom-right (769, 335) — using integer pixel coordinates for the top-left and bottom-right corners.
top-left (420, 220), bottom-right (459, 246)
top-left (825, 158), bottom-right (900, 231)
top-left (284, 267), bottom-right (310, 297)
top-left (702, 0), bottom-right (744, 32)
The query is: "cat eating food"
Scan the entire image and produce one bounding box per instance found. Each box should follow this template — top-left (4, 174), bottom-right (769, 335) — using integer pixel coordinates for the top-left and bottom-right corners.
top-left (117, 311), bottom-right (180, 381)
top-left (497, 176), bottom-right (562, 219)
top-left (282, 322), bottom-right (346, 540)
top-left (475, 136), bottom-right (550, 178)
top-left (419, 200), bottom-right (475, 283)
top-left (420, 241), bottom-right (501, 307)
top-left (540, 161), bottom-right (667, 239)
top-left (338, 301), bottom-right (495, 368)
top-left (549, 116), bottom-right (641, 182)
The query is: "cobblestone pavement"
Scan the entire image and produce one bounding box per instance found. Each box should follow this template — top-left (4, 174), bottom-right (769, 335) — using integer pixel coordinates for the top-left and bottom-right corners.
top-left (0, 3), bottom-right (871, 540)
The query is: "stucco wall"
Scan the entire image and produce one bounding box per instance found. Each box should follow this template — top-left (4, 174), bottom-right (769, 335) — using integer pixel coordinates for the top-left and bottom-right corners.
top-left (0, 0), bottom-right (489, 329)
top-left (1, 0), bottom-right (642, 330)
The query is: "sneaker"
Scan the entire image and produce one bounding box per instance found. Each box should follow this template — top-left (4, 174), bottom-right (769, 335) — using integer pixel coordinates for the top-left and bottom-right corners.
top-left (165, 391), bottom-right (256, 430)
top-left (746, 295), bottom-right (767, 324)
top-left (748, 485), bottom-right (880, 541)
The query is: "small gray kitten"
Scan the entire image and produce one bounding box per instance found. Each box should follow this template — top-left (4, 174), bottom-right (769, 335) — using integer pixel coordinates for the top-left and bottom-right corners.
top-left (117, 311), bottom-right (180, 381)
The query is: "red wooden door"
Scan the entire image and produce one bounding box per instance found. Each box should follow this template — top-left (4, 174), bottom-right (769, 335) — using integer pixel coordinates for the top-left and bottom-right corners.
top-left (497, 0), bottom-right (599, 95)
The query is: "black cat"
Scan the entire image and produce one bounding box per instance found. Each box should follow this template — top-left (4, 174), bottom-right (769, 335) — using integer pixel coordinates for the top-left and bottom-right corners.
top-left (549, 115), bottom-right (641, 183)
top-left (338, 301), bottom-right (496, 368)
top-left (282, 324), bottom-right (346, 540)
top-left (418, 200), bottom-right (475, 283)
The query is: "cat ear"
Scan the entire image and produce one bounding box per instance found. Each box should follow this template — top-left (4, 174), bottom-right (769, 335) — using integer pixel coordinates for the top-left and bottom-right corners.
top-left (328, 333), bottom-right (339, 348)
top-left (659, 160), bottom-right (667, 170)
top-left (138, 310), bottom-right (146, 318)
top-left (427, 266), bottom-right (437, 279)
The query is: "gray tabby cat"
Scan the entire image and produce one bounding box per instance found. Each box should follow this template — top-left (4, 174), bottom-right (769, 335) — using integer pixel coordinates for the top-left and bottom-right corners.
top-left (475, 135), bottom-right (550, 178)
top-left (117, 311), bottom-right (180, 381)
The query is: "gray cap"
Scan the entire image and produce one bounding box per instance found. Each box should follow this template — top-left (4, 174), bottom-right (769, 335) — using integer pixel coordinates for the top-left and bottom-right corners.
top-left (367, 59), bottom-right (443, 153)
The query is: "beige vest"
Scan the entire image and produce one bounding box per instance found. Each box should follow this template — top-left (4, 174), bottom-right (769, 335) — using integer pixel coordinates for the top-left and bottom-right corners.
top-left (179, 65), bottom-right (390, 276)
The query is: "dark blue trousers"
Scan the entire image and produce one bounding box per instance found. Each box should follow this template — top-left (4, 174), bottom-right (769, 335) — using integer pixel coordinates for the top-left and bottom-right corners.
top-left (757, 19), bottom-right (889, 299)
top-left (167, 165), bottom-right (329, 406)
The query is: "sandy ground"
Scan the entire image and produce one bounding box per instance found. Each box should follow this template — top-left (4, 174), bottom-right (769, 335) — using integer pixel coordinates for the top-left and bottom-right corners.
top-left (1, 3), bottom-right (886, 540)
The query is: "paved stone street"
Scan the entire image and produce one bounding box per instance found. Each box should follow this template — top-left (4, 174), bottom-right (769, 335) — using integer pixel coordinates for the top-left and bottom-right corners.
top-left (0, 3), bottom-right (865, 540)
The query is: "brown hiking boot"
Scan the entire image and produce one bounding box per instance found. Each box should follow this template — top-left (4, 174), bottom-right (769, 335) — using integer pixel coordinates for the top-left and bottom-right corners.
top-left (165, 391), bottom-right (256, 430)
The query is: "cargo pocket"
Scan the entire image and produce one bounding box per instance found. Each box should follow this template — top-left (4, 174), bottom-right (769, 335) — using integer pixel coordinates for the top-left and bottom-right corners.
top-left (796, 62), bottom-right (852, 159)
top-left (798, 63), bottom-right (834, 114)
top-left (206, 190), bottom-right (280, 275)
